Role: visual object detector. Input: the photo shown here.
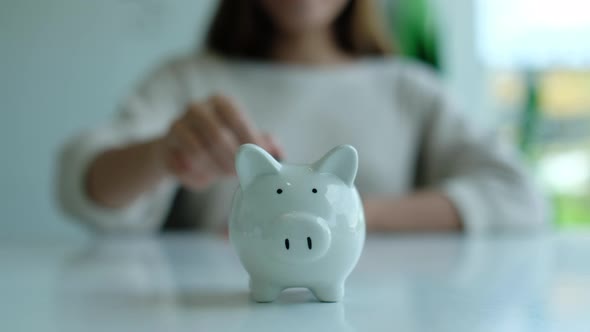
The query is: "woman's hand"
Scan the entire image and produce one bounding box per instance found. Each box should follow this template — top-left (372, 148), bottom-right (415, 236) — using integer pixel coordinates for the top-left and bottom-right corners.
top-left (156, 95), bottom-right (284, 190)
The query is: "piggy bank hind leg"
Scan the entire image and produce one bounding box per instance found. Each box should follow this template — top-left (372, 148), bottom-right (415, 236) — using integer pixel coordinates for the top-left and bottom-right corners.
top-left (250, 279), bottom-right (282, 303)
top-left (310, 282), bottom-right (345, 302)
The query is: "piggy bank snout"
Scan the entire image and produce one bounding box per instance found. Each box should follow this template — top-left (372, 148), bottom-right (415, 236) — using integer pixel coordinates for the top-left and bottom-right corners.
top-left (267, 213), bottom-right (331, 263)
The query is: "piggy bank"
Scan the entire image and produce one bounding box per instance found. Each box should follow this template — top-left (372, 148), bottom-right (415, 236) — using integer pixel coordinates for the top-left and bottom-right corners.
top-left (229, 144), bottom-right (365, 302)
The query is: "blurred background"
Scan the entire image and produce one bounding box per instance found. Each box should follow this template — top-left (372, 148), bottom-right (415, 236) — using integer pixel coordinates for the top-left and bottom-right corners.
top-left (1, 0), bottom-right (589, 238)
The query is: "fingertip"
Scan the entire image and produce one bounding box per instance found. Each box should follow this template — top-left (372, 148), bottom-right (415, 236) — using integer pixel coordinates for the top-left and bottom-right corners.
top-left (260, 134), bottom-right (285, 161)
top-left (210, 93), bottom-right (236, 108)
top-left (208, 93), bottom-right (222, 105)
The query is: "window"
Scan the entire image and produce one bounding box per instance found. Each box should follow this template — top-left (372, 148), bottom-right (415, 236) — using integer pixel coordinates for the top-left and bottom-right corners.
top-left (477, 0), bottom-right (590, 227)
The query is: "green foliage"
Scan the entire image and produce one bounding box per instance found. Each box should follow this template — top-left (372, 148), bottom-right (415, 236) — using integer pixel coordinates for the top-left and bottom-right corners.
top-left (388, 0), bottom-right (440, 69)
top-left (554, 193), bottom-right (590, 228)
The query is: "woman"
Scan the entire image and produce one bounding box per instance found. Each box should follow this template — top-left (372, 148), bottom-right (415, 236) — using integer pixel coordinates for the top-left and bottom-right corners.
top-left (58, 0), bottom-right (548, 233)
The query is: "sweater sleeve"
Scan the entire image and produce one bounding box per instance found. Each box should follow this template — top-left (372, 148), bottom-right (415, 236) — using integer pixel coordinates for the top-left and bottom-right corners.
top-left (57, 59), bottom-right (187, 233)
top-left (399, 62), bottom-right (551, 233)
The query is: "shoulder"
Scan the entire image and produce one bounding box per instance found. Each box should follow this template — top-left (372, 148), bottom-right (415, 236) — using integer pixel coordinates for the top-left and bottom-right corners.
top-left (363, 56), bottom-right (448, 116)
top-left (373, 56), bottom-right (444, 98)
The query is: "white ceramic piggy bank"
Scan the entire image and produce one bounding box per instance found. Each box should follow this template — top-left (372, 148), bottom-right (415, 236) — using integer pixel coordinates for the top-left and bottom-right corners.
top-left (229, 144), bottom-right (365, 303)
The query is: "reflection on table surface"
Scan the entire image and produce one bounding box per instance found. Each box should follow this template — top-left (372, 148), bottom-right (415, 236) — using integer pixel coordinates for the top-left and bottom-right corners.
top-left (1, 232), bottom-right (590, 332)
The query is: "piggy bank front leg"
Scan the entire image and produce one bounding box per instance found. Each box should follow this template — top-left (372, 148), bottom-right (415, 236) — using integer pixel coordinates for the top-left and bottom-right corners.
top-left (250, 279), bottom-right (283, 303)
top-left (310, 282), bottom-right (345, 302)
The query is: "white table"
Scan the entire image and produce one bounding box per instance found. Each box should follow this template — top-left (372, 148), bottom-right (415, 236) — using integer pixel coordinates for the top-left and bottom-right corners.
top-left (2, 232), bottom-right (590, 332)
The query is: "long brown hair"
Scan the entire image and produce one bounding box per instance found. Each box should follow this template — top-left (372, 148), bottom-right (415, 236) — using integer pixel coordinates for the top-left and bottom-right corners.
top-left (205, 0), bottom-right (393, 60)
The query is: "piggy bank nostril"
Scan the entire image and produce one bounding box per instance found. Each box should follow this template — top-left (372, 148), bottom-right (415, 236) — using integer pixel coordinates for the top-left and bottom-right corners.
top-left (285, 238), bottom-right (290, 250)
top-left (307, 237), bottom-right (312, 250)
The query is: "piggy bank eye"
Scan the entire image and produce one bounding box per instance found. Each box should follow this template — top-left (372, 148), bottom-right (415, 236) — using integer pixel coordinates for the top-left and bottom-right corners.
top-left (312, 188), bottom-right (318, 193)
top-left (276, 188), bottom-right (283, 194)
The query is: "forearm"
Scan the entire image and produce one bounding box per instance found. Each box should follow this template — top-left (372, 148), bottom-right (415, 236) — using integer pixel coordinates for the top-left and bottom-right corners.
top-left (85, 138), bottom-right (168, 209)
top-left (363, 191), bottom-right (462, 232)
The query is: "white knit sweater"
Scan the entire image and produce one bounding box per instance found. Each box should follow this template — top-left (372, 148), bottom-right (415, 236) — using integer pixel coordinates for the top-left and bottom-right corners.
top-left (57, 53), bottom-right (549, 233)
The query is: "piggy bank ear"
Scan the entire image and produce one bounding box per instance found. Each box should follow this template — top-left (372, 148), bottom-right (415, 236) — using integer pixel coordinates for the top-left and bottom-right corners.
top-left (313, 145), bottom-right (358, 186)
top-left (236, 144), bottom-right (282, 189)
